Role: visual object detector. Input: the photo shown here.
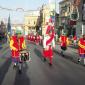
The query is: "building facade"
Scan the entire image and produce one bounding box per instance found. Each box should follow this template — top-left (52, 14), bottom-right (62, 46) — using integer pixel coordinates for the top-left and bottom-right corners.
top-left (24, 11), bottom-right (40, 35)
top-left (59, 0), bottom-right (83, 37)
top-left (41, 4), bottom-right (50, 35)
top-left (40, 2), bottom-right (56, 36)
top-left (59, 0), bottom-right (71, 36)
top-left (76, 0), bottom-right (85, 36)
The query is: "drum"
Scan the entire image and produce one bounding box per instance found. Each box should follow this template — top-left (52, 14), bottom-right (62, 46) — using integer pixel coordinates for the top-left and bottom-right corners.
top-left (19, 49), bottom-right (30, 62)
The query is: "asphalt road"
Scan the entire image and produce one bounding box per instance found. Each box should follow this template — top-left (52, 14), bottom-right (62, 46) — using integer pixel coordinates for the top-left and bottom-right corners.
top-left (0, 42), bottom-right (85, 85)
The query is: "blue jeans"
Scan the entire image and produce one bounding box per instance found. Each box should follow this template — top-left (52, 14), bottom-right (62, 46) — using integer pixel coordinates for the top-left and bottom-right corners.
top-left (80, 54), bottom-right (85, 58)
top-left (12, 57), bottom-right (20, 63)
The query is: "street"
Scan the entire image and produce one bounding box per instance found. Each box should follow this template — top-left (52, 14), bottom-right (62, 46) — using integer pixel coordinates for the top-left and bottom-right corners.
top-left (0, 0), bottom-right (84, 85)
top-left (0, 42), bottom-right (85, 85)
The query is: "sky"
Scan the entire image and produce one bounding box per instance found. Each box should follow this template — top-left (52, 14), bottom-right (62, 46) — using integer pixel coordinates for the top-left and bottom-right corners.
top-left (0, 0), bottom-right (62, 24)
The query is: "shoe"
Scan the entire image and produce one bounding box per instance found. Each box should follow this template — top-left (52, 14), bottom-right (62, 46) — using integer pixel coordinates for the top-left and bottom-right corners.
top-left (78, 58), bottom-right (81, 62)
top-left (13, 63), bottom-right (17, 69)
top-left (62, 54), bottom-right (64, 57)
top-left (61, 51), bottom-right (64, 56)
top-left (43, 58), bottom-right (46, 62)
top-left (83, 59), bottom-right (85, 65)
top-left (18, 69), bottom-right (22, 74)
top-left (49, 63), bottom-right (52, 66)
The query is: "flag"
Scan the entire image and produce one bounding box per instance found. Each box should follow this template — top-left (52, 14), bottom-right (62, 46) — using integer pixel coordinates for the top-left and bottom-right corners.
top-left (7, 14), bottom-right (11, 35)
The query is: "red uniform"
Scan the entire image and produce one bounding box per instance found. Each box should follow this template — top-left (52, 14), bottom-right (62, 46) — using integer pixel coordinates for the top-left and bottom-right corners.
top-left (36, 35), bottom-right (40, 45)
top-left (39, 35), bottom-right (42, 44)
top-left (18, 36), bottom-right (25, 50)
top-left (46, 25), bottom-right (54, 35)
top-left (78, 37), bottom-right (85, 64)
top-left (43, 19), bottom-right (55, 65)
top-left (43, 35), bottom-right (55, 64)
top-left (10, 35), bottom-right (26, 62)
top-left (30, 35), bottom-right (32, 41)
top-left (73, 36), bottom-right (77, 40)
top-left (60, 35), bottom-right (68, 47)
top-left (31, 35), bottom-right (33, 41)
top-left (33, 35), bottom-right (35, 42)
top-left (10, 35), bottom-right (19, 57)
top-left (78, 38), bottom-right (85, 55)
top-left (28, 34), bottom-right (30, 41)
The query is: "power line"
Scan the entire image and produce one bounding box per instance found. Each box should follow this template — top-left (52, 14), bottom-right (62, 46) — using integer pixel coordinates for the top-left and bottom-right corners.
top-left (0, 6), bottom-right (39, 12)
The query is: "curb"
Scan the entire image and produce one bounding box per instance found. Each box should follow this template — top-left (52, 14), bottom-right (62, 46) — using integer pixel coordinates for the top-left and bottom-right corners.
top-left (54, 48), bottom-right (78, 62)
top-left (56, 43), bottom-right (78, 49)
top-left (54, 45), bottom-right (84, 65)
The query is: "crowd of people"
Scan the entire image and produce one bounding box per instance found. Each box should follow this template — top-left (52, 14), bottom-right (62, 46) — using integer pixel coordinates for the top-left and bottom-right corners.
top-left (27, 33), bottom-right (42, 45)
top-left (7, 17), bottom-right (85, 74)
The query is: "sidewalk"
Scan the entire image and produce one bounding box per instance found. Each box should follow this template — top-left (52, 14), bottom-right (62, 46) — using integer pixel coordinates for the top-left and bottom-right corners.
top-left (0, 42), bottom-right (10, 59)
top-left (0, 42), bottom-right (9, 52)
top-left (56, 42), bottom-right (78, 49)
top-left (54, 44), bottom-right (82, 64)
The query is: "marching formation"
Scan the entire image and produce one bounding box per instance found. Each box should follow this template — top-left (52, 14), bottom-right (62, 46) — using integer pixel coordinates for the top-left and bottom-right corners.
top-left (27, 33), bottom-right (42, 45)
top-left (8, 17), bottom-right (85, 74)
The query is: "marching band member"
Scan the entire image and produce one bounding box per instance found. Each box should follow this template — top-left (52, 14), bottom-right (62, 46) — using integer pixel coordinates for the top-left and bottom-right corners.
top-left (10, 31), bottom-right (26, 73)
top-left (43, 29), bottom-right (55, 66)
top-left (35, 33), bottom-right (40, 45)
top-left (59, 33), bottom-right (69, 56)
top-left (10, 31), bottom-right (19, 67)
top-left (27, 34), bottom-right (30, 41)
top-left (43, 18), bottom-right (55, 66)
top-left (73, 35), bottom-right (77, 46)
top-left (78, 34), bottom-right (85, 65)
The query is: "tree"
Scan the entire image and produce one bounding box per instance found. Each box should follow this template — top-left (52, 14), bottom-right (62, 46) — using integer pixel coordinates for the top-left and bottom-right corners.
top-left (0, 21), bottom-right (6, 41)
top-left (7, 15), bottom-right (11, 35)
